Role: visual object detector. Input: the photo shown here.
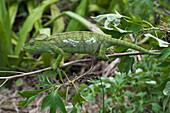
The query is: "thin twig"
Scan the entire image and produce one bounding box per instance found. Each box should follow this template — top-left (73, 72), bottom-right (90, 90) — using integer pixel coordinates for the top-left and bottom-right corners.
top-left (0, 50), bottom-right (161, 87)
top-left (71, 58), bottom-right (94, 84)
top-left (0, 79), bottom-right (8, 87)
top-left (143, 27), bottom-right (170, 33)
top-left (154, 2), bottom-right (170, 15)
top-left (0, 71), bottom-right (24, 74)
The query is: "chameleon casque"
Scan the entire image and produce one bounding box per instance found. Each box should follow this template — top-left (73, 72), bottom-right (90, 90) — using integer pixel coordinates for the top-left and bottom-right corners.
top-left (23, 31), bottom-right (160, 69)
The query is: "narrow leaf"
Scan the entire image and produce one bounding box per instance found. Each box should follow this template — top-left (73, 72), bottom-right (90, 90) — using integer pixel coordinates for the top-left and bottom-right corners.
top-left (14, 0), bottom-right (58, 55)
top-left (66, 0), bottom-right (88, 31)
top-left (17, 88), bottom-right (50, 108)
top-left (163, 81), bottom-right (170, 96)
top-left (8, 2), bottom-right (19, 26)
top-left (18, 87), bottom-right (50, 98)
top-left (50, 4), bottom-right (64, 34)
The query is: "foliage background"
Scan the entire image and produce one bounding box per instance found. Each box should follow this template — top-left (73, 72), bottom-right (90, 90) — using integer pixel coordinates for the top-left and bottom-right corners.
top-left (0, 0), bottom-right (169, 113)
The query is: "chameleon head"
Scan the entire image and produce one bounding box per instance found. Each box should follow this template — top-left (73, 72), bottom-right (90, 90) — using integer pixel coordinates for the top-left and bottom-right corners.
top-left (23, 34), bottom-right (50, 53)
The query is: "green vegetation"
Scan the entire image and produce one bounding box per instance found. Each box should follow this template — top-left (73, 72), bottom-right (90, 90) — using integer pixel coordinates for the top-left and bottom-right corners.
top-left (0, 0), bottom-right (169, 112)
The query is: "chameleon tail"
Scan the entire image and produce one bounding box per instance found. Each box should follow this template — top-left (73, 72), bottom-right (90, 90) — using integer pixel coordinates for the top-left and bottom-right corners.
top-left (108, 38), bottom-right (160, 55)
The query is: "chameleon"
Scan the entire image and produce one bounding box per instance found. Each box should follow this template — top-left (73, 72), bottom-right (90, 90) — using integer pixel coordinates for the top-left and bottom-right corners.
top-left (23, 31), bottom-right (160, 69)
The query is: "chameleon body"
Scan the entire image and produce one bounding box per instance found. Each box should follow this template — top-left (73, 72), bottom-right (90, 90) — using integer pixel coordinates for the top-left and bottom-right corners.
top-left (23, 31), bottom-right (159, 69)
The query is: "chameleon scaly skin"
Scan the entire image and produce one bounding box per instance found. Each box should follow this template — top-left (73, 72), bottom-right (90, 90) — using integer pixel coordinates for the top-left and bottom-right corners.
top-left (23, 31), bottom-right (160, 69)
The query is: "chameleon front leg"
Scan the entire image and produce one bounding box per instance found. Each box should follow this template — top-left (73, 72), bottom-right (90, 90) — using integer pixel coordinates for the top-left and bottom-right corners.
top-left (51, 47), bottom-right (65, 70)
top-left (96, 42), bottom-right (109, 61)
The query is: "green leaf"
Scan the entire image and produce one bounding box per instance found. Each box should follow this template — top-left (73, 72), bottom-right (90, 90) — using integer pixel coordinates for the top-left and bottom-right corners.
top-left (70, 107), bottom-right (77, 113)
top-left (41, 89), bottom-right (67, 113)
top-left (118, 56), bottom-right (134, 74)
top-left (57, 67), bottom-right (64, 84)
top-left (72, 92), bottom-right (87, 106)
top-left (136, 92), bottom-right (147, 98)
top-left (157, 48), bottom-right (170, 60)
top-left (144, 33), bottom-right (169, 47)
top-left (8, 1), bottom-right (20, 26)
top-left (151, 103), bottom-right (161, 113)
top-left (98, 26), bottom-right (127, 38)
top-left (111, 25), bottom-right (131, 33)
top-left (15, 78), bottom-right (24, 87)
top-left (44, 11), bottom-right (104, 34)
top-left (18, 95), bottom-right (38, 108)
top-left (37, 70), bottom-right (56, 87)
top-left (156, 78), bottom-right (170, 92)
top-left (163, 81), bottom-right (170, 96)
top-left (91, 11), bottom-right (123, 29)
top-left (40, 28), bottom-right (52, 67)
top-left (50, 4), bottom-right (64, 34)
top-left (0, 0), bottom-right (12, 68)
top-left (14, 0), bottom-right (58, 55)
top-left (18, 88), bottom-right (50, 108)
top-left (27, 0), bottom-right (42, 36)
top-left (18, 88), bottom-right (50, 98)
top-left (163, 96), bottom-right (169, 111)
top-left (66, 0), bottom-right (88, 31)
top-left (43, 70), bottom-right (58, 78)
top-left (0, 21), bottom-right (10, 68)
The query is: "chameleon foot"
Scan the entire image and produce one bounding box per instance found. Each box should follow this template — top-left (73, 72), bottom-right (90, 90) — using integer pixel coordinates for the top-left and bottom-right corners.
top-left (97, 54), bottom-right (109, 61)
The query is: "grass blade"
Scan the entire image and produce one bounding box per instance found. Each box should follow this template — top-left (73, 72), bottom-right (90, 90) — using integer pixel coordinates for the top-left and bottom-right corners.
top-left (14, 0), bottom-right (58, 55)
top-left (50, 4), bottom-right (65, 34)
top-left (44, 11), bottom-right (104, 34)
top-left (8, 1), bottom-right (20, 26)
top-left (65, 0), bottom-right (88, 31)
top-left (0, 0), bottom-right (12, 68)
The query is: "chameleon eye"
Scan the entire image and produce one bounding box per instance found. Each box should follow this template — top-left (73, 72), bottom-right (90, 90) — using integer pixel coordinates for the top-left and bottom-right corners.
top-left (30, 42), bottom-right (35, 46)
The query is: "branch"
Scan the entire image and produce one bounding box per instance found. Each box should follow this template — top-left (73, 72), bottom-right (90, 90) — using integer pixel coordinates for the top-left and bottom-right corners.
top-left (0, 50), bottom-right (161, 86)
top-left (0, 71), bottom-right (24, 74)
top-left (0, 79), bottom-right (8, 87)
top-left (154, 2), bottom-right (170, 15)
top-left (143, 27), bottom-right (170, 33)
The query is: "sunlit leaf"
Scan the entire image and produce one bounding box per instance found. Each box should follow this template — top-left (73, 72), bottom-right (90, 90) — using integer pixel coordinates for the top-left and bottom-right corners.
top-left (163, 96), bottom-right (169, 111)
top-left (163, 81), bottom-right (170, 96)
top-left (91, 11), bottom-right (123, 30)
top-left (144, 33), bottom-right (169, 47)
top-left (8, 2), bottom-right (20, 26)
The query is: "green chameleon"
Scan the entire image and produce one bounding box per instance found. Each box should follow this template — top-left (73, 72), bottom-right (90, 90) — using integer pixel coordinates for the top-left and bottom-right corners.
top-left (23, 31), bottom-right (160, 69)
